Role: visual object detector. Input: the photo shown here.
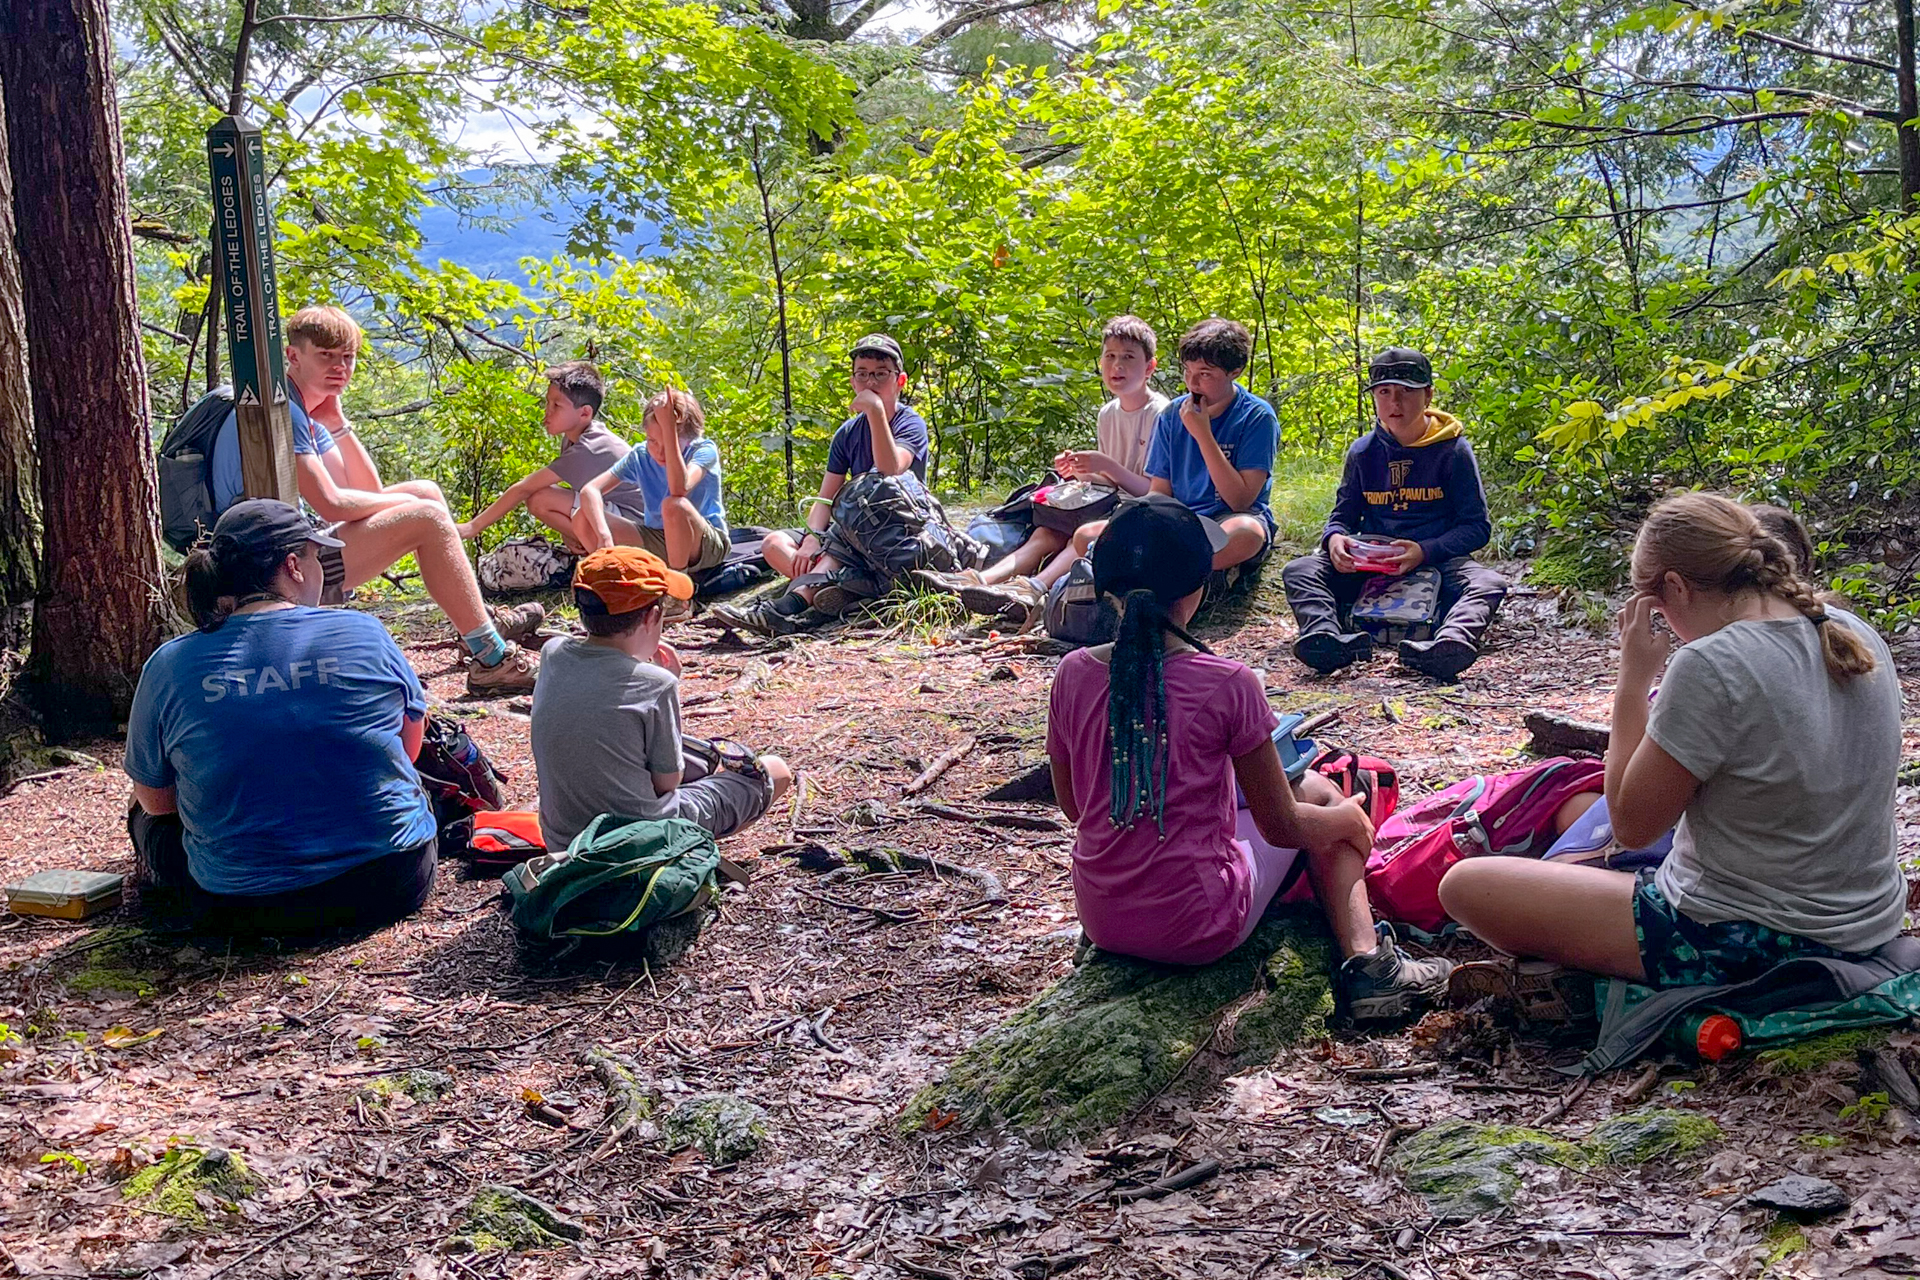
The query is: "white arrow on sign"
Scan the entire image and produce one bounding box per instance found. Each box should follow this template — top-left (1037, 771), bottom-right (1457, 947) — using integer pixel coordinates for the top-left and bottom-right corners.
top-left (238, 386), bottom-right (261, 406)
top-left (212, 142), bottom-right (236, 158)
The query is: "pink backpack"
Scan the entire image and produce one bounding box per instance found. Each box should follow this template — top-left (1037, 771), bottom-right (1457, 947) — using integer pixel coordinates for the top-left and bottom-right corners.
top-left (1363, 757), bottom-right (1605, 932)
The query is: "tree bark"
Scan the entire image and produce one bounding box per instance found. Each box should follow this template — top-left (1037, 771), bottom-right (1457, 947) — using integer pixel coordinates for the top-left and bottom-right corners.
top-left (0, 77), bottom-right (40, 654)
top-left (0, 0), bottom-right (169, 738)
top-left (1897, 0), bottom-right (1920, 208)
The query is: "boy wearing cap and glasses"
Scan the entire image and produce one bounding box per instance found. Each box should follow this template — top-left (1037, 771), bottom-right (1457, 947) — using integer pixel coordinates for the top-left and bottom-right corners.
top-left (711, 334), bottom-right (929, 635)
top-left (1283, 348), bottom-right (1507, 680)
top-left (531, 547), bottom-right (793, 851)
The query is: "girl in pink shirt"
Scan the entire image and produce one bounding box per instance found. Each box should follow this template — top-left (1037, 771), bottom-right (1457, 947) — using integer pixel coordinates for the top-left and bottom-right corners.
top-left (1047, 496), bottom-right (1454, 1021)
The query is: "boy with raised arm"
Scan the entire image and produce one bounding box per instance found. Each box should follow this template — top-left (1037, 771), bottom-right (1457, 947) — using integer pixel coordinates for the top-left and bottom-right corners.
top-left (710, 334), bottom-right (929, 635)
top-left (1283, 347), bottom-right (1506, 681)
top-left (455, 361), bottom-right (638, 552)
top-left (924, 315), bottom-right (1167, 622)
top-left (208, 305), bottom-right (538, 695)
top-left (575, 387), bottom-right (731, 589)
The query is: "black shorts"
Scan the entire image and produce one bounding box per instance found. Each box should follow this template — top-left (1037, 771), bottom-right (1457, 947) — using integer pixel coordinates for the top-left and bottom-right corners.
top-left (129, 802), bottom-right (435, 935)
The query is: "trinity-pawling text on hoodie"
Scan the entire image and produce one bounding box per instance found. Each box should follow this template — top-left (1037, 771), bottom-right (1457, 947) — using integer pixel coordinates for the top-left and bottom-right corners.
top-left (1321, 410), bottom-right (1492, 564)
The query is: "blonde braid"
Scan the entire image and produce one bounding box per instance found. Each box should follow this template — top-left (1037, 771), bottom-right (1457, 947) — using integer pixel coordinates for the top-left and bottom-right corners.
top-left (1751, 533), bottom-right (1876, 681)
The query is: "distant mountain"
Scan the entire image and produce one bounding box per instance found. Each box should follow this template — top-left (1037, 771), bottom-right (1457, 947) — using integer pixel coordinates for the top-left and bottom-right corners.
top-left (415, 170), bottom-right (660, 279)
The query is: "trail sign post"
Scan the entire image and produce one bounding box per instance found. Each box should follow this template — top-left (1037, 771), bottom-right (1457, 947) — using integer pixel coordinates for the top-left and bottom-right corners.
top-left (206, 115), bottom-right (297, 505)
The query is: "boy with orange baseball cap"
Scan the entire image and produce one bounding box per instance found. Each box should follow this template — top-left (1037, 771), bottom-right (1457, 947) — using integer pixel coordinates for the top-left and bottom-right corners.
top-left (529, 547), bottom-right (792, 851)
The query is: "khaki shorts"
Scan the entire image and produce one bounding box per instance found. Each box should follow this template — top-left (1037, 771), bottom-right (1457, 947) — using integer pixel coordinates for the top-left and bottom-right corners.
top-left (610, 509), bottom-right (731, 573)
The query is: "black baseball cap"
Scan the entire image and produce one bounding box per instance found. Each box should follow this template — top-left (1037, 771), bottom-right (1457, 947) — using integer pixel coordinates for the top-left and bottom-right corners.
top-left (1091, 496), bottom-right (1229, 606)
top-left (1366, 347), bottom-right (1433, 390)
top-left (850, 333), bottom-right (905, 368)
top-left (211, 499), bottom-right (344, 559)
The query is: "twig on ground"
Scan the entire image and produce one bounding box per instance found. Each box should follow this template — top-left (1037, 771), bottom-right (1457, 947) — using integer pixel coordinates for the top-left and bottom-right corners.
top-left (1114, 1158), bottom-right (1222, 1202)
top-left (1622, 1064), bottom-right (1663, 1105)
top-left (1532, 1076), bottom-right (1592, 1126)
top-left (798, 888), bottom-right (921, 924)
top-left (903, 736), bottom-right (976, 796)
top-left (1340, 1063), bottom-right (1439, 1082)
top-left (206, 1209), bottom-right (325, 1278)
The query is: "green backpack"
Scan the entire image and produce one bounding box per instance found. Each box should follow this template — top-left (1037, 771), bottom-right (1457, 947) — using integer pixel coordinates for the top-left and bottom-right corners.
top-left (504, 814), bottom-right (724, 941)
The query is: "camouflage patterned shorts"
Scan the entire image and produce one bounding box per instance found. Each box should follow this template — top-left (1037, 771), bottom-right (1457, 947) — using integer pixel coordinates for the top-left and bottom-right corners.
top-left (1632, 869), bottom-right (1844, 989)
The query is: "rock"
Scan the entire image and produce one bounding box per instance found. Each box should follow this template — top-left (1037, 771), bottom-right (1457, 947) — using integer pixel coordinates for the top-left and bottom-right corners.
top-left (662, 1094), bottom-right (769, 1164)
top-left (902, 907), bottom-right (1333, 1144)
top-left (364, 1068), bottom-right (455, 1105)
top-left (1583, 1108), bottom-right (1722, 1164)
top-left (120, 1141), bottom-right (255, 1227)
top-left (453, 1184), bottom-right (585, 1253)
top-left (1391, 1119), bottom-right (1582, 1221)
top-left (1747, 1174), bottom-right (1850, 1220)
top-left (1394, 1108), bottom-right (1722, 1220)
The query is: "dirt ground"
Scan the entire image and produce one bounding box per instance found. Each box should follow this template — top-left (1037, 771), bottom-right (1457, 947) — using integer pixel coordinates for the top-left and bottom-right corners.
top-left (5, 567), bottom-right (1920, 1280)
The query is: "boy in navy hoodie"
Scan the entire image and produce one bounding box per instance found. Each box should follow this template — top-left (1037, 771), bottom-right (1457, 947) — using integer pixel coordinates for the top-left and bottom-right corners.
top-left (1283, 348), bottom-right (1507, 679)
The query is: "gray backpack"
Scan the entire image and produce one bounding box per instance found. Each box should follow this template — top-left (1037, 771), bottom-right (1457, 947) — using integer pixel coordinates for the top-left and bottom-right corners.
top-left (1043, 557), bottom-right (1118, 647)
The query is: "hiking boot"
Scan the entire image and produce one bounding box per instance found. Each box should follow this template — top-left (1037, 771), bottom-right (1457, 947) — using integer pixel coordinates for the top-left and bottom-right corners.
top-left (1293, 630), bottom-right (1373, 674)
top-left (1399, 637), bottom-right (1478, 681)
top-left (960, 576), bottom-right (1045, 624)
top-left (1447, 957), bottom-right (1595, 1024)
top-left (466, 641), bottom-right (539, 696)
top-left (914, 568), bottom-right (983, 596)
top-left (1335, 923), bottom-right (1455, 1024)
top-left (661, 593), bottom-right (693, 625)
top-left (707, 594), bottom-right (829, 637)
top-left (809, 568), bottom-right (882, 617)
top-left (464, 602), bottom-right (546, 649)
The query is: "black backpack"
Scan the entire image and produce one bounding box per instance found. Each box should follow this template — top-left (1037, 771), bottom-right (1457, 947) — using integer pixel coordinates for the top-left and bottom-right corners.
top-left (156, 386), bottom-right (236, 552)
top-left (821, 471), bottom-right (984, 588)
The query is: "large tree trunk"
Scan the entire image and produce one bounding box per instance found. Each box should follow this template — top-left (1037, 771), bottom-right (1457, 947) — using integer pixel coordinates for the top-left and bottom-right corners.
top-left (0, 78), bottom-right (39, 656)
top-left (0, 0), bottom-right (168, 738)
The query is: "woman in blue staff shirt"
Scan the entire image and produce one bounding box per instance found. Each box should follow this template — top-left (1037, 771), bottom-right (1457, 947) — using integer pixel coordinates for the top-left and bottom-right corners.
top-left (125, 499), bottom-right (438, 933)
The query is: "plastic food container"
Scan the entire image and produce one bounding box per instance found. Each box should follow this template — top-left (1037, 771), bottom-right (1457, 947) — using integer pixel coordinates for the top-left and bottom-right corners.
top-left (5, 870), bottom-right (125, 920)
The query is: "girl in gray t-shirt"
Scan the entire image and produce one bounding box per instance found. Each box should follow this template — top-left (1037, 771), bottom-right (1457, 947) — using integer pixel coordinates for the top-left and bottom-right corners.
top-left (1438, 492), bottom-right (1903, 989)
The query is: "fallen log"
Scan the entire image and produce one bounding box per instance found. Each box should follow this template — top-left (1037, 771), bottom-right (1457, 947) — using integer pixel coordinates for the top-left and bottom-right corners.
top-left (901, 908), bottom-right (1332, 1143)
top-left (1524, 711), bottom-right (1610, 756)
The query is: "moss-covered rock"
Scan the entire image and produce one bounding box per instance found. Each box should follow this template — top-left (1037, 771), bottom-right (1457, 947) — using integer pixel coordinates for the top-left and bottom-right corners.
top-left (121, 1144), bottom-right (254, 1227)
top-left (363, 1068), bottom-right (454, 1105)
top-left (662, 1095), bottom-right (768, 1164)
top-left (1392, 1120), bottom-right (1583, 1221)
top-left (902, 908), bottom-right (1333, 1144)
top-left (1394, 1108), bottom-right (1722, 1219)
top-left (1758, 1029), bottom-right (1889, 1074)
top-left (1584, 1108), bottom-right (1722, 1164)
top-left (59, 926), bottom-right (167, 997)
top-left (451, 1184), bottom-right (584, 1253)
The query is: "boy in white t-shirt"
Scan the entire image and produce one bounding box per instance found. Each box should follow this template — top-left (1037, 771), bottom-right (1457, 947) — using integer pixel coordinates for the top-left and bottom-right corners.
top-left (921, 316), bottom-right (1168, 623)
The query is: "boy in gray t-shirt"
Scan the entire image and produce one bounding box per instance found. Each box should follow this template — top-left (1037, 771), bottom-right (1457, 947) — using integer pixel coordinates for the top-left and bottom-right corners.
top-left (457, 361), bottom-right (646, 551)
top-left (530, 547), bottom-right (792, 852)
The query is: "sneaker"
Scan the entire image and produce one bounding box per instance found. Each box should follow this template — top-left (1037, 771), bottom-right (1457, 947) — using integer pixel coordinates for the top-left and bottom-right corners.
top-left (1334, 923), bottom-right (1455, 1024)
top-left (809, 568), bottom-right (882, 617)
top-left (913, 568), bottom-right (983, 595)
top-left (959, 576), bottom-right (1045, 623)
top-left (1399, 637), bottom-right (1478, 681)
top-left (1447, 957), bottom-right (1595, 1024)
top-left (1293, 630), bottom-right (1372, 674)
top-left (466, 641), bottom-right (539, 696)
